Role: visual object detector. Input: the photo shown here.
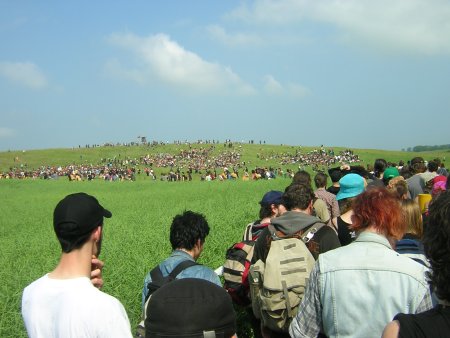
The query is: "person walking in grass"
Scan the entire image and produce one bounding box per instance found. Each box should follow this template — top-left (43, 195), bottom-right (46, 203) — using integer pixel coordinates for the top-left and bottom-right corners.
top-left (22, 193), bottom-right (132, 338)
top-left (141, 210), bottom-right (221, 309)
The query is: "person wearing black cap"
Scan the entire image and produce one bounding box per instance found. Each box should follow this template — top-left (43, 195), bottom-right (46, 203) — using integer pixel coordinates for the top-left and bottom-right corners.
top-left (145, 278), bottom-right (237, 338)
top-left (21, 192), bottom-right (132, 338)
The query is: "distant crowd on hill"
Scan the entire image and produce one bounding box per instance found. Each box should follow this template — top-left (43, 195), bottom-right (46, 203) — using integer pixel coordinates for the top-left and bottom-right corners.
top-left (259, 146), bottom-right (360, 172)
top-left (0, 145), bottom-right (399, 183)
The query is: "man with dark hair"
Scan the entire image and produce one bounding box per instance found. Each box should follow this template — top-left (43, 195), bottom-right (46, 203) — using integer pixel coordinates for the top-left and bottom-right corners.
top-left (253, 183), bottom-right (340, 264)
top-left (251, 183), bottom-right (340, 337)
top-left (407, 157), bottom-right (427, 201)
top-left (142, 210), bottom-right (220, 308)
top-left (292, 170), bottom-right (330, 223)
top-left (22, 193), bottom-right (132, 338)
top-left (421, 160), bottom-right (438, 192)
top-left (314, 172), bottom-right (340, 226)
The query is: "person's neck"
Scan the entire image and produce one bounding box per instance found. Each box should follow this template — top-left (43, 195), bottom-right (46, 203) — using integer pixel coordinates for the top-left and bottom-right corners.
top-left (290, 208), bottom-right (310, 215)
top-left (177, 248), bottom-right (196, 260)
top-left (260, 217), bottom-right (272, 224)
top-left (363, 226), bottom-right (396, 249)
top-left (49, 245), bottom-right (92, 280)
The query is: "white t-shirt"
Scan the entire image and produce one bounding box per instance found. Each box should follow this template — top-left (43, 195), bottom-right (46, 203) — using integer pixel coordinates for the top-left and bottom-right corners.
top-left (22, 274), bottom-right (132, 338)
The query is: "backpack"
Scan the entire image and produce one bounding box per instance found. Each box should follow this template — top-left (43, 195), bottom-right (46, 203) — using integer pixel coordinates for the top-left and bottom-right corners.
top-left (248, 222), bottom-right (324, 333)
top-left (243, 221), bottom-right (270, 241)
top-left (135, 260), bottom-right (198, 338)
top-left (222, 240), bottom-right (256, 306)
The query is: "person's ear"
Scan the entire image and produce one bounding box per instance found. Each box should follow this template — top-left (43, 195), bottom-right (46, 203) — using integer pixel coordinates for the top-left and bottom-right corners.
top-left (92, 226), bottom-right (102, 242)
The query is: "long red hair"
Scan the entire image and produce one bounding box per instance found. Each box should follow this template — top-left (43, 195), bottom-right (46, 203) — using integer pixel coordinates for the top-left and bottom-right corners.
top-left (350, 187), bottom-right (405, 239)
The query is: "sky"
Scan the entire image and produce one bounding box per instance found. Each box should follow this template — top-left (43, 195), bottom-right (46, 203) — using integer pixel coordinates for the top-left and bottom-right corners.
top-left (1, 0), bottom-right (449, 151)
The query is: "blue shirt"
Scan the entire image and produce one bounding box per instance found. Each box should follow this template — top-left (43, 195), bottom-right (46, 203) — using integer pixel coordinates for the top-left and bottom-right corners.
top-left (142, 250), bottom-right (221, 309)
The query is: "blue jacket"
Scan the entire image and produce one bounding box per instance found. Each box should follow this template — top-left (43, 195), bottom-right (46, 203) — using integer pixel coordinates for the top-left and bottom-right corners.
top-left (142, 250), bottom-right (221, 309)
top-left (319, 231), bottom-right (430, 338)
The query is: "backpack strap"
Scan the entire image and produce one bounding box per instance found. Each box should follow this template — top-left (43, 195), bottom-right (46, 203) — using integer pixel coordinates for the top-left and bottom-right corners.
top-left (301, 222), bottom-right (325, 243)
top-left (148, 259), bottom-right (199, 293)
top-left (168, 259), bottom-right (199, 279)
top-left (243, 222), bottom-right (255, 241)
top-left (268, 222), bottom-right (325, 243)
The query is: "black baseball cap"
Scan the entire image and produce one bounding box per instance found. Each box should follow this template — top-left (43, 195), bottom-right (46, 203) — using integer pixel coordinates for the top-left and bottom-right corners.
top-left (53, 192), bottom-right (112, 239)
top-left (145, 278), bottom-right (237, 337)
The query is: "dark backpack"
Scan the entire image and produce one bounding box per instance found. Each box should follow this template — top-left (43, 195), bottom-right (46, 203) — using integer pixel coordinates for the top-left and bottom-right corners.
top-left (223, 240), bottom-right (256, 306)
top-left (136, 260), bottom-right (198, 338)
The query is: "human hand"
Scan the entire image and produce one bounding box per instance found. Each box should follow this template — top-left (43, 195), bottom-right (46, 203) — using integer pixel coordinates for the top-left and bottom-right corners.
top-left (91, 255), bottom-right (104, 289)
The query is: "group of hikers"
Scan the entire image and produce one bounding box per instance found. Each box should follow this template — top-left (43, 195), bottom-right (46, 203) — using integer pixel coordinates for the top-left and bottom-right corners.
top-left (21, 155), bottom-right (450, 337)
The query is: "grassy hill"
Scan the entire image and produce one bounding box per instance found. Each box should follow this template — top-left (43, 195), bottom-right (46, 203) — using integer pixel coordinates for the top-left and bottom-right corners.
top-left (1, 143), bottom-right (448, 176)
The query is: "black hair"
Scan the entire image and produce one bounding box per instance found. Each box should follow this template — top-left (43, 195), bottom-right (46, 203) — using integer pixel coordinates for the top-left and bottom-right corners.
top-left (423, 191), bottom-right (450, 301)
top-left (170, 211), bottom-right (210, 250)
top-left (57, 231), bottom-right (95, 253)
top-left (400, 165), bottom-right (412, 179)
top-left (259, 203), bottom-right (275, 219)
top-left (427, 160), bottom-right (438, 173)
top-left (282, 183), bottom-right (315, 211)
top-left (329, 168), bottom-right (343, 183)
top-left (314, 172), bottom-right (328, 189)
top-left (410, 157), bottom-right (426, 174)
top-left (373, 159), bottom-right (387, 178)
top-left (292, 170), bottom-right (311, 186)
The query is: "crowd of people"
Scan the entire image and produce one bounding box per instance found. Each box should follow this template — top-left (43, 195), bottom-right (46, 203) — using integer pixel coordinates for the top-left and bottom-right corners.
top-left (20, 154), bottom-right (450, 337)
top-left (1, 145), bottom-right (360, 182)
top-left (259, 146), bottom-right (360, 172)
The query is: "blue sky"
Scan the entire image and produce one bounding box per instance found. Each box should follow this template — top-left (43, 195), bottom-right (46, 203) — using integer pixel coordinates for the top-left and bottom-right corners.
top-left (1, 0), bottom-right (449, 151)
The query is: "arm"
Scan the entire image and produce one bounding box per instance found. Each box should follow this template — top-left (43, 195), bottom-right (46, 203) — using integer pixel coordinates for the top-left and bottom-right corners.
top-left (331, 197), bottom-right (340, 218)
top-left (289, 263), bottom-right (323, 337)
top-left (381, 320), bottom-right (400, 338)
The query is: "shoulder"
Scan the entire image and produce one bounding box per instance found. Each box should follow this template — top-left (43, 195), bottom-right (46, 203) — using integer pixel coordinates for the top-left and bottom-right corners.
top-left (179, 264), bottom-right (221, 286)
top-left (316, 224), bottom-right (340, 243)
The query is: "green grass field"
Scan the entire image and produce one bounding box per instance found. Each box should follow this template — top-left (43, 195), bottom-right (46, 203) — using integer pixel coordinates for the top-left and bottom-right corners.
top-left (1, 144), bottom-right (448, 337)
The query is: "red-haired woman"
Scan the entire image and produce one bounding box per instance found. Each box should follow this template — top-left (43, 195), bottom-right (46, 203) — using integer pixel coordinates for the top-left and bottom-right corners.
top-left (289, 187), bottom-right (432, 338)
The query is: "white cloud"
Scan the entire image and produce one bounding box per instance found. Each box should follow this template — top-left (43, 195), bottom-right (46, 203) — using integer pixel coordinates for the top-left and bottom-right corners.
top-left (207, 25), bottom-right (263, 46)
top-left (0, 61), bottom-right (47, 89)
top-left (228, 0), bottom-right (450, 55)
top-left (0, 127), bottom-right (15, 138)
top-left (107, 33), bottom-right (256, 95)
top-left (263, 75), bottom-right (310, 98)
top-left (263, 75), bottom-right (283, 94)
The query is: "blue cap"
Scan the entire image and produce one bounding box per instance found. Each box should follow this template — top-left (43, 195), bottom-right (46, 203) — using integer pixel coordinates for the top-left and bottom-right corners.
top-left (260, 190), bottom-right (283, 205)
top-left (336, 174), bottom-right (365, 201)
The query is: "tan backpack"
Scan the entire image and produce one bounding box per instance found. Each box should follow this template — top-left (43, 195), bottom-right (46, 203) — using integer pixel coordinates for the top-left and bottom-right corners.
top-left (248, 223), bottom-right (321, 332)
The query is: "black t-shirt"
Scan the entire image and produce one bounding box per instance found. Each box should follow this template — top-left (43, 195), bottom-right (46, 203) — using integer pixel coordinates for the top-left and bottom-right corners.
top-left (394, 305), bottom-right (450, 338)
top-left (327, 186), bottom-right (340, 195)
